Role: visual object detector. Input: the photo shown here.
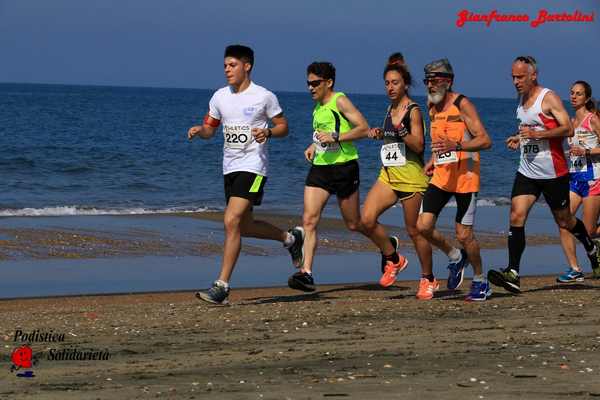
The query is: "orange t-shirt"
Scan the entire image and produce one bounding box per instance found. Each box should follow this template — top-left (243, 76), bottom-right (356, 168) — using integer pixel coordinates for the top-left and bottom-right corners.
top-left (429, 94), bottom-right (480, 193)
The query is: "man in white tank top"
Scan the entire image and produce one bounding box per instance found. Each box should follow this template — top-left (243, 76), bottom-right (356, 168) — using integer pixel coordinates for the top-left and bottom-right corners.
top-left (488, 56), bottom-right (600, 294)
top-left (187, 45), bottom-right (304, 305)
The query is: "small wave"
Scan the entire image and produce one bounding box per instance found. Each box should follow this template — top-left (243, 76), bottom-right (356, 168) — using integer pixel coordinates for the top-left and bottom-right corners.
top-left (0, 156), bottom-right (35, 168)
top-left (59, 165), bottom-right (94, 174)
top-left (123, 182), bottom-right (166, 191)
top-left (446, 197), bottom-right (512, 207)
top-left (0, 206), bottom-right (218, 217)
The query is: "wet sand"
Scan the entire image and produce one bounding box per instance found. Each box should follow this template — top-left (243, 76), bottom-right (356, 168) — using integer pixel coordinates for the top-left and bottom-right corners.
top-left (0, 211), bottom-right (560, 261)
top-left (1, 277), bottom-right (600, 399)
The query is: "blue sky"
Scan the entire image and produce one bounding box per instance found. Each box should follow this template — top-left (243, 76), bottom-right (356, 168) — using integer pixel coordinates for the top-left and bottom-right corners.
top-left (0, 0), bottom-right (598, 98)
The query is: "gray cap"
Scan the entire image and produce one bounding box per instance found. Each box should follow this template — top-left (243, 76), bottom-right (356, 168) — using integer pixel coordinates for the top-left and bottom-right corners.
top-left (424, 58), bottom-right (454, 78)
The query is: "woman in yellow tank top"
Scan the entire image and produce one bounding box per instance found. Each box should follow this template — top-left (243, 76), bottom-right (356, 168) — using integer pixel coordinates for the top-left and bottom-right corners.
top-left (360, 60), bottom-right (436, 300)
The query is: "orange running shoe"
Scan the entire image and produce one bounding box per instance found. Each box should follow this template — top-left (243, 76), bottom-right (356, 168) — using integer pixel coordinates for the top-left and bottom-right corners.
top-left (416, 277), bottom-right (440, 300)
top-left (379, 255), bottom-right (408, 287)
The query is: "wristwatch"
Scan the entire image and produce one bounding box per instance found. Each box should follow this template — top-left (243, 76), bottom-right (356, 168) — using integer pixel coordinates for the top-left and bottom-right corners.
top-left (455, 141), bottom-right (462, 151)
top-left (266, 128), bottom-right (273, 138)
top-left (332, 132), bottom-right (340, 142)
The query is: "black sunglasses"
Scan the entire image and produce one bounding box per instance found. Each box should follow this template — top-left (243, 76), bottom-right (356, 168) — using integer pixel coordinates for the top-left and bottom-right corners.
top-left (307, 79), bottom-right (325, 88)
top-left (423, 72), bottom-right (453, 85)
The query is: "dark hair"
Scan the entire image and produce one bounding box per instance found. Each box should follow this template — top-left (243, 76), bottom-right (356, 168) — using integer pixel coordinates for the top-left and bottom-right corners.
top-left (224, 45), bottom-right (254, 70)
top-left (383, 63), bottom-right (412, 88)
top-left (514, 55), bottom-right (537, 71)
top-left (572, 80), bottom-right (597, 114)
top-left (387, 52), bottom-right (405, 66)
top-left (307, 62), bottom-right (336, 88)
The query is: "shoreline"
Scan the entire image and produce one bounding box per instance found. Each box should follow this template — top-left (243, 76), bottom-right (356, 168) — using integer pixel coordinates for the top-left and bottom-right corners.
top-left (0, 271), bottom-right (597, 303)
top-left (0, 209), bottom-right (560, 262)
top-left (0, 206), bottom-right (594, 299)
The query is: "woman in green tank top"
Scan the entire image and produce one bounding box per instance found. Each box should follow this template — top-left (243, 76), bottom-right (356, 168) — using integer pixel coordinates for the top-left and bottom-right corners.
top-left (287, 62), bottom-right (370, 293)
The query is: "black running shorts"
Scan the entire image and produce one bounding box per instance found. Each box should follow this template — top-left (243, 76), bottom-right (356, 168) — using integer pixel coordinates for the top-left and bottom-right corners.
top-left (224, 171), bottom-right (267, 206)
top-left (305, 159), bottom-right (360, 198)
top-left (510, 172), bottom-right (570, 210)
top-left (421, 184), bottom-right (478, 225)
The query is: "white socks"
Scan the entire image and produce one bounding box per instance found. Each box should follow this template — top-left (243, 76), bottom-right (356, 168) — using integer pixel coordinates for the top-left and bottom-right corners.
top-left (448, 247), bottom-right (461, 262)
top-left (215, 280), bottom-right (229, 289)
top-left (283, 232), bottom-right (295, 248)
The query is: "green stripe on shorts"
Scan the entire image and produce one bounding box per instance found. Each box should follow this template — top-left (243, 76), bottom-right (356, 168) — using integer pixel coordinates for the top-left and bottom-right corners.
top-left (249, 175), bottom-right (264, 193)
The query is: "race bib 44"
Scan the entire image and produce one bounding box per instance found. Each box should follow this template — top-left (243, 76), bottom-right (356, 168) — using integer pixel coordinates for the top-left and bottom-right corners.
top-left (380, 143), bottom-right (406, 167)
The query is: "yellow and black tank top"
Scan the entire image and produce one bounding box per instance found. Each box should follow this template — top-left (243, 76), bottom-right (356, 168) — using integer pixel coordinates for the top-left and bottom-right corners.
top-left (378, 103), bottom-right (429, 193)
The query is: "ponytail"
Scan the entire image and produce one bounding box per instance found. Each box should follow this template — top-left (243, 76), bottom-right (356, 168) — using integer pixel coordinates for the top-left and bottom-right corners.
top-left (585, 97), bottom-right (597, 114)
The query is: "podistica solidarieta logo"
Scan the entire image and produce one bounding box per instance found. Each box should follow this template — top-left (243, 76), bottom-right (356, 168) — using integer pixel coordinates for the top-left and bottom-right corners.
top-left (8, 329), bottom-right (111, 378)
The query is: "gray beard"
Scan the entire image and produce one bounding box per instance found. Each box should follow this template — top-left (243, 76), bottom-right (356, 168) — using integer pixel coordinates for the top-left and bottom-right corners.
top-left (428, 90), bottom-right (446, 105)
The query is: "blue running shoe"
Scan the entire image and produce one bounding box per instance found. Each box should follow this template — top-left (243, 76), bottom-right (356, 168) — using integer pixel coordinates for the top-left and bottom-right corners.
top-left (465, 280), bottom-right (492, 302)
top-left (556, 267), bottom-right (584, 283)
top-left (196, 280), bottom-right (230, 305)
top-left (447, 249), bottom-right (469, 290)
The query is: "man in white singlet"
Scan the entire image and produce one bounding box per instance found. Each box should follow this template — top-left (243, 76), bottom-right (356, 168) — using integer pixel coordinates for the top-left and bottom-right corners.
top-left (488, 56), bottom-right (600, 293)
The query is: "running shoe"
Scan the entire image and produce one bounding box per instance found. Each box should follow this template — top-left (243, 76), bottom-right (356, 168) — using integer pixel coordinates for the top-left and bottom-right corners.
top-left (556, 267), bottom-right (585, 283)
top-left (416, 277), bottom-right (439, 300)
top-left (288, 271), bottom-right (315, 292)
top-left (447, 248), bottom-right (468, 290)
top-left (487, 268), bottom-right (520, 293)
top-left (380, 236), bottom-right (400, 273)
top-left (465, 280), bottom-right (492, 302)
top-left (196, 281), bottom-right (230, 305)
top-left (287, 226), bottom-right (305, 268)
top-left (379, 255), bottom-right (408, 287)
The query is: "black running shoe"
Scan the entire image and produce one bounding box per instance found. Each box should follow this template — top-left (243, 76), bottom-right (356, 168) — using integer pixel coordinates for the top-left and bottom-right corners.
top-left (487, 268), bottom-right (520, 294)
top-left (288, 271), bottom-right (315, 292)
top-left (380, 236), bottom-right (400, 273)
top-left (195, 281), bottom-right (230, 305)
top-left (287, 226), bottom-right (305, 268)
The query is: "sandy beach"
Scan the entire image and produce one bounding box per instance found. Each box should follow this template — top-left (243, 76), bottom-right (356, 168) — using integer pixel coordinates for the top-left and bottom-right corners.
top-left (1, 208), bottom-right (600, 399)
top-left (1, 277), bottom-right (600, 399)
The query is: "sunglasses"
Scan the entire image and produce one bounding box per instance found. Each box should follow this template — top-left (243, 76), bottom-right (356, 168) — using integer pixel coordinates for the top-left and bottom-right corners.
top-left (423, 77), bottom-right (450, 85)
top-left (307, 79), bottom-right (326, 88)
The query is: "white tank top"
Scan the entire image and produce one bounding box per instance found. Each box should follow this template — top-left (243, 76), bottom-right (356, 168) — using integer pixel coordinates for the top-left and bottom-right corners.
top-left (569, 112), bottom-right (600, 179)
top-left (516, 88), bottom-right (568, 179)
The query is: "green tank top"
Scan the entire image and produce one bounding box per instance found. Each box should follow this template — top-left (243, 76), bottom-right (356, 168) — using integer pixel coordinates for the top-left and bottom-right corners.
top-left (312, 92), bottom-right (359, 165)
